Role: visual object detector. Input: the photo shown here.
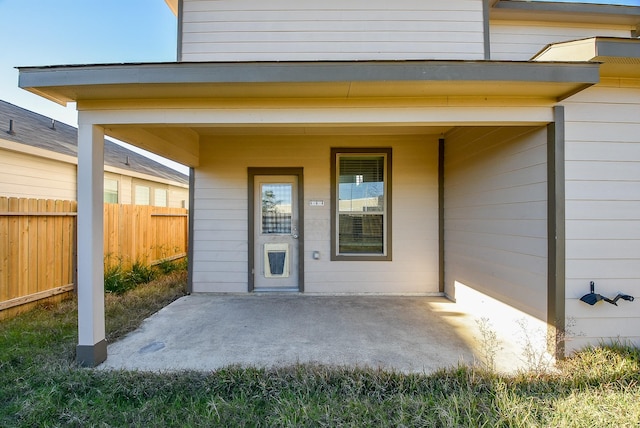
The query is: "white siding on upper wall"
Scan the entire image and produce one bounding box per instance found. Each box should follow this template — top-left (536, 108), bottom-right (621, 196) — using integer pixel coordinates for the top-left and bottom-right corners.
top-left (444, 126), bottom-right (548, 321)
top-left (192, 134), bottom-right (439, 293)
top-left (562, 78), bottom-right (640, 353)
top-left (181, 0), bottom-right (485, 61)
top-left (490, 21), bottom-right (631, 60)
top-left (0, 148), bottom-right (76, 200)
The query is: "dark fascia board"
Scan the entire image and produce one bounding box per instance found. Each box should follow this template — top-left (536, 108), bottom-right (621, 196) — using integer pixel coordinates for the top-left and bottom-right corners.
top-left (18, 61), bottom-right (599, 101)
top-left (492, 0), bottom-right (640, 25)
top-left (597, 38), bottom-right (640, 59)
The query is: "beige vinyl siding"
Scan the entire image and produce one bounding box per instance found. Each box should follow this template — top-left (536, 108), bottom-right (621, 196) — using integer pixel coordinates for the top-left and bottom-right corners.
top-left (0, 150), bottom-right (188, 206)
top-left (181, 0), bottom-right (485, 61)
top-left (444, 126), bottom-right (548, 321)
top-left (562, 79), bottom-right (640, 353)
top-left (169, 187), bottom-right (189, 209)
top-left (490, 21), bottom-right (631, 60)
top-left (102, 172), bottom-right (188, 208)
top-left (192, 134), bottom-right (439, 293)
top-left (0, 148), bottom-right (76, 200)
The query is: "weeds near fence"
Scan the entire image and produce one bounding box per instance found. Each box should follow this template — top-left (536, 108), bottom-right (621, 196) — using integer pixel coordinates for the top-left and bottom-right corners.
top-left (154, 245), bottom-right (188, 275)
top-left (157, 257), bottom-right (188, 275)
top-left (104, 254), bottom-right (187, 294)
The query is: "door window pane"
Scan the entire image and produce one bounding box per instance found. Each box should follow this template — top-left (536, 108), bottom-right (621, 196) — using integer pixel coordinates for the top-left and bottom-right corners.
top-left (261, 184), bottom-right (292, 234)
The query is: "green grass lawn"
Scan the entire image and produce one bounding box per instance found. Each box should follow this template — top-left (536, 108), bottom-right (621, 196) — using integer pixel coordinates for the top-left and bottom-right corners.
top-left (1, 273), bottom-right (640, 427)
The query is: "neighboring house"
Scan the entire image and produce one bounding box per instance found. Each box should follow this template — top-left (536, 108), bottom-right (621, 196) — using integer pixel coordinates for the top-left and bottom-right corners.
top-left (16, 0), bottom-right (640, 366)
top-left (0, 100), bottom-right (189, 207)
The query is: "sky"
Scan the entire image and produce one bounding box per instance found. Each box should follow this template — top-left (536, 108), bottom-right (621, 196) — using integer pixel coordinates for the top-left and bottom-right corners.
top-left (0, 0), bottom-right (187, 173)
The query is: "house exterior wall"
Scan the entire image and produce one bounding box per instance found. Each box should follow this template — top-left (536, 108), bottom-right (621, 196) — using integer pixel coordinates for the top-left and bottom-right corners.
top-left (0, 146), bottom-right (188, 207)
top-left (192, 134), bottom-right (439, 293)
top-left (0, 147), bottom-right (77, 200)
top-left (180, 0), bottom-right (485, 61)
top-left (169, 185), bottom-right (189, 209)
top-left (562, 79), bottom-right (640, 353)
top-left (444, 126), bottom-right (548, 322)
top-left (490, 21), bottom-right (632, 60)
top-left (102, 172), bottom-right (188, 208)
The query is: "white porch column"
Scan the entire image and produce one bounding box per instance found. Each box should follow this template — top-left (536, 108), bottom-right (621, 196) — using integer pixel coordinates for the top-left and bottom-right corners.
top-left (76, 122), bottom-right (106, 366)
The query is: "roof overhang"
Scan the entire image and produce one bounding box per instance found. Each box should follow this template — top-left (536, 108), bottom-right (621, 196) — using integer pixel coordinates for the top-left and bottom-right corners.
top-left (18, 60), bottom-right (600, 105)
top-left (491, 1), bottom-right (640, 26)
top-left (164, 0), bottom-right (178, 16)
top-left (534, 37), bottom-right (640, 78)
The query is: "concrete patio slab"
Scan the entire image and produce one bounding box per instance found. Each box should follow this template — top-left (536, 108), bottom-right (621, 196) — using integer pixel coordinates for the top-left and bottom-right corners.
top-left (99, 294), bottom-right (526, 373)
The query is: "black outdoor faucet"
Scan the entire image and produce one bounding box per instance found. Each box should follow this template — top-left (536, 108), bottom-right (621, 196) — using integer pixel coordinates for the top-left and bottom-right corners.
top-left (580, 281), bottom-right (635, 306)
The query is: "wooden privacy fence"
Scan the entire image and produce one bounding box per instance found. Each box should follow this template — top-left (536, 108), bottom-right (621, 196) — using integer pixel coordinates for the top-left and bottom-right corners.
top-left (103, 203), bottom-right (189, 269)
top-left (0, 197), bottom-right (188, 319)
top-left (0, 197), bottom-right (76, 319)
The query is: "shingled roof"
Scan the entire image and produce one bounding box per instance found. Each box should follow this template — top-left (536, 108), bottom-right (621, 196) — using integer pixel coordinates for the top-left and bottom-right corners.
top-left (0, 100), bottom-right (189, 185)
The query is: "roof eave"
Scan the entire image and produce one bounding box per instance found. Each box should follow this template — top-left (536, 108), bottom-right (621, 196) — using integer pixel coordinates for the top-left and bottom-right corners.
top-left (491, 0), bottom-right (640, 25)
top-left (533, 37), bottom-right (640, 78)
top-left (18, 60), bottom-right (601, 104)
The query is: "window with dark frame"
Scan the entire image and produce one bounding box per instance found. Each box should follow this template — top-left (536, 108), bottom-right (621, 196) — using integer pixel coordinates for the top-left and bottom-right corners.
top-left (331, 148), bottom-right (392, 261)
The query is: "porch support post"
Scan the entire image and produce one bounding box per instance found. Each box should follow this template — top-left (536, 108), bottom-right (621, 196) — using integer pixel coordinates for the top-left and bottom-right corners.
top-left (547, 106), bottom-right (566, 360)
top-left (76, 122), bottom-right (107, 367)
top-left (438, 138), bottom-right (445, 293)
top-left (187, 167), bottom-right (195, 294)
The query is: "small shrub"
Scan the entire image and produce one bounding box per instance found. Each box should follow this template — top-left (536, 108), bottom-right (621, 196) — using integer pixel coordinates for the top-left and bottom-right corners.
top-left (104, 261), bottom-right (133, 294)
top-left (104, 257), bottom-right (156, 294)
top-left (127, 260), bottom-right (157, 286)
top-left (157, 259), bottom-right (179, 275)
top-left (175, 257), bottom-right (188, 271)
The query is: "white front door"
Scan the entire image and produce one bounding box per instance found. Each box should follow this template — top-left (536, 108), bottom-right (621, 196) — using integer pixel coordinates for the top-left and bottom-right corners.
top-left (253, 175), bottom-right (299, 290)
